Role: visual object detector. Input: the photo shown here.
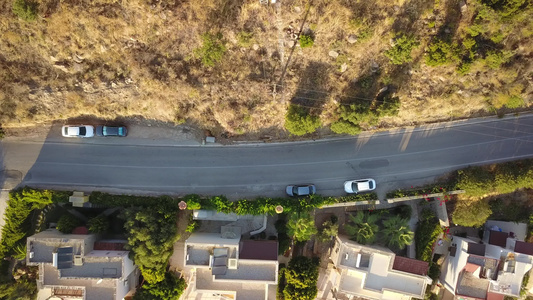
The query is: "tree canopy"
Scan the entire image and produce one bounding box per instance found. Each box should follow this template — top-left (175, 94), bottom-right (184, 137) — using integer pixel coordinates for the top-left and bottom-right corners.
top-left (121, 204), bottom-right (180, 284)
top-left (344, 211), bottom-right (379, 244)
top-left (282, 256), bottom-right (319, 300)
top-left (287, 212), bottom-right (318, 242)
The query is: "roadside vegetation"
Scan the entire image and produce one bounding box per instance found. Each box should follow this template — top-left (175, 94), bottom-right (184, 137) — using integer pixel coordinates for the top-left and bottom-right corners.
top-left (0, 0), bottom-right (531, 138)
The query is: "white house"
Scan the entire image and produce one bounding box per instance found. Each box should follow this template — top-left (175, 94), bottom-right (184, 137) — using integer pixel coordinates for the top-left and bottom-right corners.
top-left (441, 224), bottom-right (533, 300)
top-left (325, 235), bottom-right (432, 300)
top-left (26, 229), bottom-right (139, 300)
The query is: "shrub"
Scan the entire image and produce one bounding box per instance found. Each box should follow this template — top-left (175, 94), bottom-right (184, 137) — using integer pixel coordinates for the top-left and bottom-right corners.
top-left (428, 262), bottom-right (441, 281)
top-left (284, 105), bottom-right (321, 136)
top-left (0, 127), bottom-right (4, 139)
top-left (426, 39), bottom-right (459, 66)
top-left (57, 214), bottom-right (82, 234)
top-left (330, 119), bottom-right (362, 135)
top-left (381, 216), bottom-right (414, 250)
top-left (456, 160), bottom-right (533, 197)
top-left (299, 34), bottom-right (314, 48)
top-left (283, 256), bottom-right (319, 300)
top-left (480, 0), bottom-right (528, 18)
top-left (87, 215), bottom-right (110, 233)
top-left (12, 0), bottom-right (38, 21)
top-left (133, 271), bottom-right (187, 300)
top-left (385, 33), bottom-right (419, 65)
top-left (452, 199), bottom-right (492, 227)
top-left (185, 218), bottom-right (199, 233)
top-left (120, 204), bottom-right (179, 284)
top-left (237, 31), bottom-right (254, 48)
top-left (194, 33), bottom-right (227, 67)
top-left (415, 209), bottom-right (442, 262)
top-left (287, 212), bottom-right (317, 242)
top-left (484, 50), bottom-right (513, 69)
top-left (317, 220), bottom-right (339, 242)
top-left (277, 264), bottom-right (287, 300)
top-left (0, 188), bottom-right (66, 260)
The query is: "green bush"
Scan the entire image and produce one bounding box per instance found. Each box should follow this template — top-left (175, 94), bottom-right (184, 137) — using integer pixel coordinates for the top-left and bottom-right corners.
top-left (425, 39), bottom-right (459, 66)
top-left (317, 220), bottom-right (339, 242)
top-left (385, 33), bottom-right (419, 65)
top-left (57, 214), bottom-right (82, 234)
top-left (282, 256), bottom-right (319, 300)
top-left (90, 191), bottom-right (178, 208)
top-left (484, 50), bottom-right (513, 69)
top-left (415, 209), bottom-right (442, 262)
top-left (185, 218), bottom-right (199, 233)
top-left (428, 262), bottom-right (441, 281)
top-left (284, 105), bottom-right (321, 136)
top-left (0, 188), bottom-right (67, 260)
top-left (237, 31), bottom-right (254, 48)
top-left (87, 215), bottom-right (110, 233)
top-left (456, 160), bottom-right (533, 197)
top-left (0, 127), bottom-right (4, 139)
top-left (287, 212), bottom-right (317, 242)
top-left (277, 264), bottom-right (287, 300)
top-left (133, 271), bottom-right (187, 300)
top-left (505, 95), bottom-right (524, 108)
top-left (299, 34), bottom-right (314, 48)
top-left (452, 199), bottom-right (492, 227)
top-left (194, 33), bottom-right (227, 67)
top-left (330, 119), bottom-right (362, 135)
top-left (120, 204), bottom-right (180, 284)
top-left (480, 0), bottom-right (528, 18)
top-left (12, 0), bottom-right (38, 21)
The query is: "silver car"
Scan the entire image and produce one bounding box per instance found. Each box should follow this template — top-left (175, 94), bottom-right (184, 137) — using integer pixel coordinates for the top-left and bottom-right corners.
top-left (62, 125), bottom-right (95, 138)
top-left (344, 179), bottom-right (376, 194)
top-left (286, 184), bottom-right (316, 197)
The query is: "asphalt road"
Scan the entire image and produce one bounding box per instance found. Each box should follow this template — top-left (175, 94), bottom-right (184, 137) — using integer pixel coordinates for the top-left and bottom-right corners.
top-left (1, 114), bottom-right (533, 199)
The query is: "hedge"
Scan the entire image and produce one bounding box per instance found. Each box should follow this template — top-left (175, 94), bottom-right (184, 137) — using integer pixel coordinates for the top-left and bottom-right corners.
top-left (415, 209), bottom-right (442, 262)
top-left (0, 188), bottom-right (69, 261)
top-left (456, 159), bottom-right (533, 197)
top-left (183, 193), bottom-right (378, 215)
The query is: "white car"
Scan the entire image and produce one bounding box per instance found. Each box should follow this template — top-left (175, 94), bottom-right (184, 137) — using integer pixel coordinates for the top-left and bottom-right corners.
top-left (344, 178), bottom-right (376, 194)
top-left (62, 125), bottom-right (95, 138)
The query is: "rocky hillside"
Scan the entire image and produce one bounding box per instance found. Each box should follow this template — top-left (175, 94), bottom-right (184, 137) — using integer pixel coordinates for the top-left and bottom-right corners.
top-left (0, 0), bottom-right (532, 138)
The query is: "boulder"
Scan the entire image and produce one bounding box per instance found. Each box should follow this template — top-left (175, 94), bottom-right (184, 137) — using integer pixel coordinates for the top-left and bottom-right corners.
top-left (347, 34), bottom-right (358, 44)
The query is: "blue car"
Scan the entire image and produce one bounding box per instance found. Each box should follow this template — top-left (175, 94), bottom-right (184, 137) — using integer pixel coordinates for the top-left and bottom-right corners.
top-left (286, 184), bottom-right (316, 197)
top-left (96, 126), bottom-right (128, 137)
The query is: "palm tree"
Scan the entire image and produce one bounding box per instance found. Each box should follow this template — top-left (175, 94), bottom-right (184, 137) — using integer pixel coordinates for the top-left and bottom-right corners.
top-left (287, 212), bottom-right (318, 242)
top-left (382, 216), bottom-right (414, 250)
top-left (344, 211), bottom-right (379, 245)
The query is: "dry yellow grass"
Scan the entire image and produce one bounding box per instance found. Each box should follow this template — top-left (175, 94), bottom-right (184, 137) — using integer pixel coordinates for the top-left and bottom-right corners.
top-left (0, 0), bottom-right (531, 137)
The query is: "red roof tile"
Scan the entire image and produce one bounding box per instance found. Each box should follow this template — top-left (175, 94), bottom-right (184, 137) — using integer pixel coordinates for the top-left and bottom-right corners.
top-left (487, 291), bottom-right (505, 300)
top-left (392, 256), bottom-right (429, 276)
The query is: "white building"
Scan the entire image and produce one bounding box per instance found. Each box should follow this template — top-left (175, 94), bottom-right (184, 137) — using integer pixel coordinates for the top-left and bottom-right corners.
top-left (325, 235), bottom-right (432, 300)
top-left (441, 224), bottom-right (533, 300)
top-left (26, 229), bottom-right (139, 300)
top-left (182, 232), bottom-right (278, 300)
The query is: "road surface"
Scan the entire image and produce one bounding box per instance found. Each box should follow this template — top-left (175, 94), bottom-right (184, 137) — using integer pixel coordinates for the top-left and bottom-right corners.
top-left (1, 114), bottom-right (533, 199)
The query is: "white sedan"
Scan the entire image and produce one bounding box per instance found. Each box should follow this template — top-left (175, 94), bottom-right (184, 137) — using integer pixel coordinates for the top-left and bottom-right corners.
top-left (62, 125), bottom-right (95, 138)
top-left (344, 179), bottom-right (376, 194)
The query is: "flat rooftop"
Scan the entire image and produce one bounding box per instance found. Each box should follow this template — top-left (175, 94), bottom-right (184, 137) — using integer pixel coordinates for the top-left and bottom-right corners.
top-left (43, 264), bottom-right (116, 300)
top-left (196, 268), bottom-right (269, 300)
top-left (215, 260), bottom-right (277, 282)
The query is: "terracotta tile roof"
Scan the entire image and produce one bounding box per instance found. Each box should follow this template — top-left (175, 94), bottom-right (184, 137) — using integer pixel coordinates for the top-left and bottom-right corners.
top-left (239, 240), bottom-right (278, 261)
top-left (392, 256), bottom-right (429, 276)
top-left (464, 262), bottom-right (480, 273)
top-left (487, 291), bottom-right (505, 300)
top-left (488, 230), bottom-right (508, 247)
top-left (514, 241), bottom-right (533, 256)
